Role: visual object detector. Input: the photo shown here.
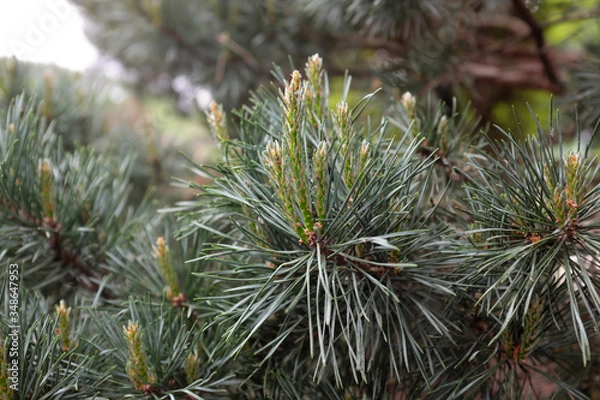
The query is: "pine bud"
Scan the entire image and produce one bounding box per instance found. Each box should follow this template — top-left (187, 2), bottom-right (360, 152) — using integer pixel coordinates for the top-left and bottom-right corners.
top-left (39, 159), bottom-right (55, 221)
top-left (305, 54), bottom-right (323, 109)
top-left (264, 140), bottom-right (283, 172)
top-left (55, 300), bottom-right (74, 351)
top-left (291, 70), bottom-right (301, 97)
top-left (284, 70), bottom-right (301, 108)
top-left (566, 151), bottom-right (581, 170)
top-left (264, 141), bottom-right (288, 207)
top-left (437, 115), bottom-right (448, 136)
top-left (564, 150), bottom-right (582, 203)
top-left (155, 236), bottom-right (180, 302)
top-left (335, 101), bottom-right (350, 138)
top-left (543, 151), bottom-right (583, 225)
top-left (185, 351), bottom-right (199, 384)
top-left (305, 54), bottom-right (324, 125)
top-left (207, 101), bottom-right (228, 142)
top-left (306, 54), bottom-right (323, 82)
top-left (283, 70), bottom-right (303, 142)
top-left (123, 321), bottom-right (156, 391)
top-left (519, 298), bottom-right (543, 361)
top-left (313, 141), bottom-right (328, 224)
top-left (359, 139), bottom-right (371, 170)
top-left (401, 91), bottom-right (416, 116)
top-left (264, 140), bottom-right (302, 237)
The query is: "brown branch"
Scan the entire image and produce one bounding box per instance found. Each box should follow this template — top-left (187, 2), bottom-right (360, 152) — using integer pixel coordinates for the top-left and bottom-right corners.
top-left (2, 198), bottom-right (114, 298)
top-left (332, 32), bottom-right (408, 56)
top-left (542, 9), bottom-right (600, 28)
top-left (461, 60), bottom-right (560, 91)
top-left (44, 218), bottom-right (113, 298)
top-left (131, 1), bottom-right (267, 76)
top-left (130, 2), bottom-right (214, 66)
top-left (425, 55), bottom-right (562, 100)
top-left (511, 0), bottom-right (563, 92)
top-left (169, 292), bottom-right (199, 325)
top-left (477, 14), bottom-right (531, 37)
top-left (215, 32), bottom-right (259, 69)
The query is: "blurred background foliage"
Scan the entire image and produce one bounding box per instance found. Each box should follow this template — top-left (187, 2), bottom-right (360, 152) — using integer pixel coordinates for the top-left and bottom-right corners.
top-left (3, 0), bottom-right (599, 185)
top-left (68, 0), bottom-right (600, 136)
top-left (0, 56), bottom-right (212, 205)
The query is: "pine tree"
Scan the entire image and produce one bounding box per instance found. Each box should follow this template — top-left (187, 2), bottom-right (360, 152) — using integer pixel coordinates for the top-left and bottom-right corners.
top-left (2, 1), bottom-right (600, 399)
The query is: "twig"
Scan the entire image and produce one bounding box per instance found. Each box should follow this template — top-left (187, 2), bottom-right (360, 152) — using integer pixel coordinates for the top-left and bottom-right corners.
top-left (3, 199), bottom-right (114, 298)
top-left (215, 32), bottom-right (259, 69)
top-left (130, 2), bottom-right (214, 65)
top-left (542, 9), bottom-right (600, 28)
top-left (511, 0), bottom-right (563, 92)
top-left (46, 218), bottom-right (113, 299)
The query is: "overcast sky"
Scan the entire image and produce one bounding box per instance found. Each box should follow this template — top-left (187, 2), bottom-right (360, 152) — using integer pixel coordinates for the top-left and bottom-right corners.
top-left (0, 0), bottom-right (98, 71)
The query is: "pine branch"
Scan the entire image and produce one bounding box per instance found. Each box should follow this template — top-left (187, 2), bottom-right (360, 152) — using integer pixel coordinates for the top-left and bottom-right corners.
top-left (3, 2), bottom-right (600, 397)
top-left (186, 55), bottom-right (460, 396)
top-left (1, 203), bottom-right (113, 298)
top-left (46, 221), bottom-right (113, 299)
top-left (511, 0), bottom-right (563, 92)
top-left (128, 0), bottom-right (214, 66)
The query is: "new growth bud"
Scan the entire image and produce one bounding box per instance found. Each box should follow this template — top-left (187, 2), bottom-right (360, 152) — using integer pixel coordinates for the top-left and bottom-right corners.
top-left (401, 91), bottom-right (416, 116)
top-left (39, 159), bottom-right (55, 221)
top-left (185, 351), bottom-right (200, 384)
top-left (335, 101), bottom-right (350, 133)
top-left (155, 236), bottom-right (180, 302)
top-left (313, 141), bottom-right (328, 224)
top-left (207, 101), bottom-right (228, 142)
top-left (306, 54), bottom-right (323, 78)
top-left (305, 54), bottom-right (325, 126)
top-left (123, 321), bottom-right (156, 391)
top-left (55, 300), bottom-right (74, 351)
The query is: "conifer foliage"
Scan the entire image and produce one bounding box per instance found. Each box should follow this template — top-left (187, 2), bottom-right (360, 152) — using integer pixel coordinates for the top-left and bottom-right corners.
top-left (181, 55), bottom-right (600, 398)
top-left (3, 0), bottom-right (600, 399)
